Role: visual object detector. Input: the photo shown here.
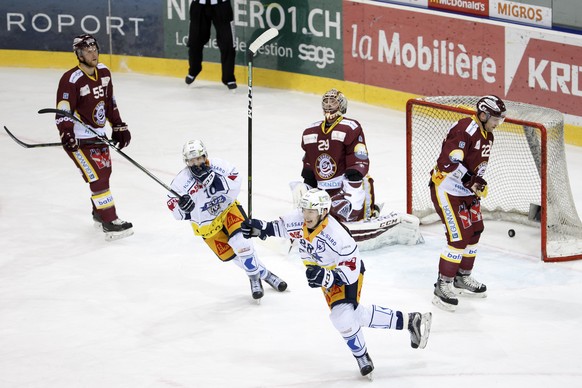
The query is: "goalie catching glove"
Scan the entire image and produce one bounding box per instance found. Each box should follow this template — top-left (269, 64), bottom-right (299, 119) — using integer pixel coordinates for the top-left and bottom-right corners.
top-left (305, 265), bottom-right (346, 289)
top-left (112, 123), bottom-right (131, 149)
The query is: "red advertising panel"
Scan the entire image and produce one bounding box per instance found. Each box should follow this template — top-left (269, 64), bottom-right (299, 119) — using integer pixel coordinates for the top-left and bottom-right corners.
top-left (428, 0), bottom-right (488, 17)
top-left (506, 38), bottom-right (582, 117)
top-left (343, 2), bottom-right (504, 96)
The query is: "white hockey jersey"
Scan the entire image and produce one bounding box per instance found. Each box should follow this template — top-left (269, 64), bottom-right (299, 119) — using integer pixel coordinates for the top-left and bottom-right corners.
top-left (167, 157), bottom-right (241, 238)
top-left (271, 211), bottom-right (363, 286)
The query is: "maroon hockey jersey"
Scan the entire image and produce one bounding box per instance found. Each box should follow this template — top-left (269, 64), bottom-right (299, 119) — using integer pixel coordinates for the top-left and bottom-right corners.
top-left (301, 117), bottom-right (370, 191)
top-left (431, 116), bottom-right (494, 197)
top-left (56, 63), bottom-right (124, 139)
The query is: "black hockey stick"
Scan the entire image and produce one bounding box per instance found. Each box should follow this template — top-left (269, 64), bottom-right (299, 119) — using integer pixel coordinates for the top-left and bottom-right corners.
top-left (247, 27), bottom-right (279, 217)
top-left (38, 108), bottom-right (181, 197)
top-left (4, 126), bottom-right (61, 148)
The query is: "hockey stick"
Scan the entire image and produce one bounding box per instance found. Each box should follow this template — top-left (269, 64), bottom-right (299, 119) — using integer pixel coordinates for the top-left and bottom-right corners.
top-left (4, 126), bottom-right (61, 148)
top-left (247, 27), bottom-right (279, 217)
top-left (37, 108), bottom-right (181, 197)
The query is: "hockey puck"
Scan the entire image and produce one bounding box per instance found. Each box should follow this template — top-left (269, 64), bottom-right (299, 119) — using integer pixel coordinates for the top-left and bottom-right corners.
top-left (508, 229), bottom-right (515, 238)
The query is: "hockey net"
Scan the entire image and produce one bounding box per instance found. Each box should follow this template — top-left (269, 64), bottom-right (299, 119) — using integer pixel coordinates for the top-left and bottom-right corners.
top-left (406, 96), bottom-right (582, 262)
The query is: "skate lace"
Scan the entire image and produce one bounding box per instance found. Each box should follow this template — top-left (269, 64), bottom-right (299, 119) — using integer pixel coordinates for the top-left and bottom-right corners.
top-left (356, 354), bottom-right (372, 368)
top-left (265, 273), bottom-right (280, 287)
top-left (460, 275), bottom-right (482, 289)
top-left (250, 278), bottom-right (262, 292)
top-left (439, 280), bottom-right (456, 298)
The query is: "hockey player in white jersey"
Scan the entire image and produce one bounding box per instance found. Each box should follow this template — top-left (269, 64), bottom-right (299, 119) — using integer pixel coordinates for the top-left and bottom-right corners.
top-left (241, 188), bottom-right (432, 378)
top-left (167, 140), bottom-right (287, 301)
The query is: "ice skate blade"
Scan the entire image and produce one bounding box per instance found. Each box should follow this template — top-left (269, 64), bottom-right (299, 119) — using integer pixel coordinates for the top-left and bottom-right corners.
top-left (453, 288), bottom-right (487, 298)
top-left (104, 228), bottom-right (134, 242)
top-left (364, 371), bottom-right (373, 381)
top-left (416, 312), bottom-right (432, 349)
top-left (432, 296), bottom-right (457, 312)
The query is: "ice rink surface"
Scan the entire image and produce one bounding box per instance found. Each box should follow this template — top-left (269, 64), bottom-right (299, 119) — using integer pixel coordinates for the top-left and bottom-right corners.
top-left (1, 67), bottom-right (582, 387)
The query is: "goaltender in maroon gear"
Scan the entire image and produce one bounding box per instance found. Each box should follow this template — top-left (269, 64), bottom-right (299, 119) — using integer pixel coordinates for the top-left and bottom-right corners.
top-left (300, 89), bottom-right (376, 222)
top-left (429, 95), bottom-right (507, 312)
top-left (55, 34), bottom-right (133, 241)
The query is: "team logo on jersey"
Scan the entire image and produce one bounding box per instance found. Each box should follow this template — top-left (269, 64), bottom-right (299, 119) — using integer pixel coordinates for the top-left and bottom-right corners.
top-left (80, 84), bottom-right (90, 97)
top-left (225, 212), bottom-right (244, 229)
top-left (93, 101), bottom-right (107, 126)
top-left (201, 195), bottom-right (226, 216)
top-left (214, 240), bottom-right (231, 256)
top-left (315, 153), bottom-right (337, 179)
top-left (338, 256), bottom-right (357, 272)
top-left (354, 143), bottom-right (368, 160)
top-left (289, 230), bottom-right (302, 239)
top-left (90, 147), bottom-right (111, 169)
top-left (167, 197), bottom-right (178, 211)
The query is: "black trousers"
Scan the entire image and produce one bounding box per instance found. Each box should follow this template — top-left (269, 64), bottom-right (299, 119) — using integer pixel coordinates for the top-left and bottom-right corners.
top-left (187, 1), bottom-right (236, 85)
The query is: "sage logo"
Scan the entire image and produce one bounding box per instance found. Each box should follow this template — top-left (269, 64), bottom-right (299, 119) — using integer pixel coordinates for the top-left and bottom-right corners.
top-left (298, 43), bottom-right (335, 69)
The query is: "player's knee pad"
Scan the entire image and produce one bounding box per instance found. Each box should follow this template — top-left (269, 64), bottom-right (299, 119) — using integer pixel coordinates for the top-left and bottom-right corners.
top-left (330, 303), bottom-right (359, 336)
top-left (228, 232), bottom-right (256, 258)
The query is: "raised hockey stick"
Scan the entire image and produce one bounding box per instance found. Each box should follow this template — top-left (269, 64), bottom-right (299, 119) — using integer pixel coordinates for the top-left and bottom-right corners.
top-left (37, 108), bottom-right (181, 197)
top-left (247, 27), bottom-right (279, 217)
top-left (4, 126), bottom-right (61, 148)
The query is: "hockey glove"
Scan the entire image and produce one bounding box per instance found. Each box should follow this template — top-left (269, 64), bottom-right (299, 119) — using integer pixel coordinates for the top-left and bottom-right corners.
top-left (241, 218), bottom-right (272, 240)
top-left (344, 169), bottom-right (363, 182)
top-left (178, 194), bottom-right (195, 213)
top-left (111, 123), bottom-right (131, 149)
top-left (60, 128), bottom-right (78, 152)
top-left (462, 174), bottom-right (488, 197)
top-left (190, 164), bottom-right (217, 187)
top-left (305, 265), bottom-right (346, 289)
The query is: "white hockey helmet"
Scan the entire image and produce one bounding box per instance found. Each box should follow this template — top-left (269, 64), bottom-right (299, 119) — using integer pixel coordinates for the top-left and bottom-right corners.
top-left (322, 88), bottom-right (348, 120)
top-left (299, 188), bottom-right (331, 216)
top-left (182, 139), bottom-right (208, 165)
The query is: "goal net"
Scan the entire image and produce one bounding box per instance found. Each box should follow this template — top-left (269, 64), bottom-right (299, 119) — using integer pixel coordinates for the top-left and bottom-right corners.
top-left (406, 96), bottom-right (582, 262)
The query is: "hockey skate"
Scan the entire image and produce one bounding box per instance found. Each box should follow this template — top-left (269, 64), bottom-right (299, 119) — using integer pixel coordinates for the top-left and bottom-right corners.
top-left (263, 271), bottom-right (288, 292)
top-left (408, 312), bottom-right (432, 349)
top-left (453, 273), bottom-right (487, 298)
top-left (355, 352), bottom-right (374, 379)
top-left (92, 210), bottom-right (103, 229)
top-left (432, 278), bottom-right (459, 312)
top-left (249, 275), bottom-right (264, 302)
top-left (102, 218), bottom-right (134, 241)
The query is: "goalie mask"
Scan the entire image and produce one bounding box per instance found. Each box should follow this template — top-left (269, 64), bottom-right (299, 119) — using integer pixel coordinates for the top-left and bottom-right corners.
top-left (477, 95), bottom-right (506, 125)
top-left (322, 88), bottom-right (348, 121)
top-left (182, 139), bottom-right (208, 166)
top-left (73, 34), bottom-right (100, 58)
top-left (299, 188), bottom-right (331, 216)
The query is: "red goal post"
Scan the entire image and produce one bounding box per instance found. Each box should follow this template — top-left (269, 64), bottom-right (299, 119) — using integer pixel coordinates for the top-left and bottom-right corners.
top-left (406, 96), bottom-right (582, 262)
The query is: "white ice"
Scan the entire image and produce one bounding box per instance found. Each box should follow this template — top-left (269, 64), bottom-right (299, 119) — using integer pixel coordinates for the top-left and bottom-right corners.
top-left (1, 68), bottom-right (582, 388)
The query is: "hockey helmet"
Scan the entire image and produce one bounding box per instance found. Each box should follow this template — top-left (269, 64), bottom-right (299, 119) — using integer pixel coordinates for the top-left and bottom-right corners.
top-left (299, 188), bottom-right (331, 216)
top-left (322, 88), bottom-right (348, 120)
top-left (182, 139), bottom-right (208, 165)
top-left (73, 34), bottom-right (99, 56)
top-left (476, 95), bottom-right (506, 122)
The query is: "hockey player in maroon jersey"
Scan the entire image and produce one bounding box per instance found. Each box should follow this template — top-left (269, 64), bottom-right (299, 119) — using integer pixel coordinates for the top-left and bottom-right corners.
top-left (300, 89), bottom-right (376, 222)
top-left (241, 189), bottom-right (431, 378)
top-left (430, 95), bottom-right (507, 311)
top-left (55, 34), bottom-right (133, 241)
